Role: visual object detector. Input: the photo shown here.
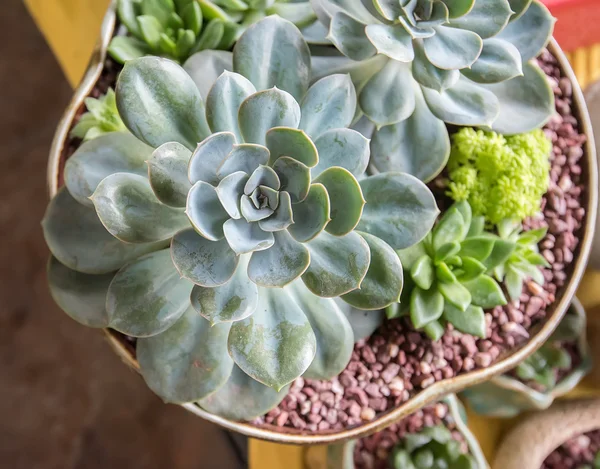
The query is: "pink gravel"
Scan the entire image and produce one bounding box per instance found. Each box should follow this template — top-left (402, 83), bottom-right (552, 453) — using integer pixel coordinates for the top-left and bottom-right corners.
top-left (542, 429), bottom-right (600, 468)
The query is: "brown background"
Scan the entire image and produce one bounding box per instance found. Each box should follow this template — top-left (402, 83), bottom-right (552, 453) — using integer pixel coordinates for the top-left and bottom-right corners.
top-left (0, 1), bottom-right (243, 467)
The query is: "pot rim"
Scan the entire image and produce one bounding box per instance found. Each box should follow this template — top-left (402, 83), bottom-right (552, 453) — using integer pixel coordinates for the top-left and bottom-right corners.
top-left (46, 0), bottom-right (599, 445)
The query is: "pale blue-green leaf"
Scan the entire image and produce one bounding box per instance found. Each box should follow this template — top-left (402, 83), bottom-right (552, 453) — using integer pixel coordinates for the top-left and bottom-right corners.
top-left (364, 24), bottom-right (414, 62)
top-left (137, 306), bottom-right (233, 403)
top-left (288, 183), bottom-right (331, 242)
top-left (241, 195), bottom-right (274, 222)
top-left (186, 181), bottom-right (230, 240)
top-left (234, 16), bottom-right (311, 100)
top-left (328, 12), bottom-right (377, 61)
top-left (341, 232), bottom-right (403, 310)
top-left (238, 89), bottom-right (301, 145)
top-left (223, 218), bottom-right (275, 254)
top-left (397, 17), bottom-right (435, 39)
top-left (508, 0), bottom-right (532, 21)
top-left (371, 84), bottom-right (449, 183)
top-left (303, 231), bottom-right (370, 297)
top-left (461, 38), bottom-right (523, 84)
top-left (265, 127), bottom-right (318, 167)
top-left (484, 62), bottom-right (555, 135)
top-left (312, 128), bottom-right (369, 178)
top-left (205, 71), bottom-right (257, 141)
top-left (116, 56), bottom-right (210, 150)
top-left (258, 192), bottom-right (294, 232)
top-left (198, 365), bottom-right (289, 420)
top-left (215, 171), bottom-right (248, 219)
top-left (268, 2), bottom-right (317, 28)
top-left (299, 74), bottom-right (356, 139)
top-left (171, 228), bottom-right (239, 286)
top-left (357, 172), bottom-right (439, 250)
top-left (310, 54), bottom-right (388, 87)
top-left (314, 167), bottom-right (365, 236)
top-left (412, 40), bottom-right (460, 92)
top-left (272, 157), bottom-right (310, 203)
top-left (183, 49), bottom-right (233, 99)
top-left (117, 0), bottom-right (142, 37)
top-left (372, 0), bottom-right (402, 20)
top-left (443, 303), bottom-right (486, 337)
top-left (311, 0), bottom-right (377, 25)
top-left (410, 287), bottom-right (444, 329)
top-left (91, 173), bottom-right (188, 243)
top-left (495, 0), bottom-right (555, 62)
top-left (228, 287), bottom-right (316, 390)
top-left (244, 165), bottom-right (281, 194)
top-left (106, 249), bottom-right (193, 337)
top-left (422, 76), bottom-right (500, 126)
top-left (248, 230), bottom-right (310, 287)
top-left (148, 142), bottom-right (192, 207)
top-left (396, 239), bottom-right (428, 271)
top-left (188, 131), bottom-right (237, 186)
top-left (108, 36), bottom-right (152, 63)
top-left (336, 300), bottom-right (384, 341)
top-left (64, 132), bottom-right (152, 207)
top-left (423, 25), bottom-right (482, 70)
top-left (47, 256), bottom-right (112, 328)
top-left (450, 0), bottom-right (512, 39)
top-left (300, 20), bottom-right (330, 44)
top-left (216, 144), bottom-right (270, 179)
top-left (441, 0), bottom-right (476, 18)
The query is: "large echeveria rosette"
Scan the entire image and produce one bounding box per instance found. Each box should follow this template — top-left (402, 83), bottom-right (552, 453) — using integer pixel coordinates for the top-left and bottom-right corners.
top-left (42, 17), bottom-right (438, 421)
top-left (310, 0), bottom-right (556, 183)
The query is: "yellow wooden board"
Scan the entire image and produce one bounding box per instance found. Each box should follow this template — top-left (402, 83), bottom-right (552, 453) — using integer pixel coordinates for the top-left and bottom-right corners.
top-left (26, 1), bottom-right (600, 467)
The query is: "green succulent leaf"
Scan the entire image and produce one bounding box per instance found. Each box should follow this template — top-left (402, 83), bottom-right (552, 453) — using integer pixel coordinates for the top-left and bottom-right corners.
top-left (483, 239), bottom-right (516, 270)
top-left (272, 156), bottom-right (311, 203)
top-left (183, 49), bottom-right (233, 99)
top-left (372, 0), bottom-right (403, 20)
top-left (187, 180), bottom-right (230, 240)
top-left (64, 132), bottom-right (152, 207)
top-left (137, 305), bottom-right (233, 403)
top-left (303, 231), bottom-right (370, 297)
top-left (181, 1), bottom-right (203, 35)
top-left (108, 36), bottom-right (152, 63)
top-left (328, 12), bottom-right (377, 61)
top-left (116, 56), bottom-right (210, 150)
top-left (358, 172), bottom-right (439, 250)
top-left (442, 0), bottom-right (476, 18)
top-left (508, 0), bottom-right (533, 20)
top-left (118, 0), bottom-right (143, 37)
top-left (461, 38), bottom-right (523, 84)
top-left (450, 0), bottom-right (512, 39)
top-left (457, 257), bottom-right (487, 281)
top-left (505, 266), bottom-right (524, 301)
top-left (106, 249), bottom-right (193, 337)
top-left (341, 232), bottom-right (403, 310)
top-left (138, 15), bottom-right (164, 48)
top-left (228, 286), bottom-right (317, 390)
top-left (188, 131), bottom-right (237, 186)
top-left (223, 218), bottom-right (275, 254)
top-left (141, 0), bottom-right (174, 26)
top-left (269, 2), bottom-right (317, 28)
top-left (364, 24), bottom-right (414, 62)
top-left (424, 320), bottom-right (446, 341)
top-left (433, 205), bottom-right (466, 250)
top-left (148, 141), bottom-right (193, 207)
top-left (422, 25), bottom-right (482, 70)
top-left (412, 40), bottom-right (460, 92)
top-left (462, 275), bottom-right (507, 308)
top-left (411, 255), bottom-right (435, 290)
top-left (288, 183), bottom-right (331, 243)
top-left (193, 18), bottom-right (226, 52)
top-left (265, 127), bottom-right (318, 168)
top-left (312, 129), bottom-right (370, 178)
top-left (410, 287), bottom-right (444, 330)
top-left (339, 301), bottom-right (385, 341)
top-left (459, 236), bottom-right (496, 262)
top-left (438, 278), bottom-right (471, 311)
top-left (47, 256), bottom-right (112, 328)
top-left (443, 302), bottom-right (486, 338)
top-left (233, 16), bottom-right (311, 101)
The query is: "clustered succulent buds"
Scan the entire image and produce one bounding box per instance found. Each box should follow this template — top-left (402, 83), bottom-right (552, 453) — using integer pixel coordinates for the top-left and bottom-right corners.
top-left (515, 342), bottom-right (571, 390)
top-left (70, 89), bottom-right (127, 141)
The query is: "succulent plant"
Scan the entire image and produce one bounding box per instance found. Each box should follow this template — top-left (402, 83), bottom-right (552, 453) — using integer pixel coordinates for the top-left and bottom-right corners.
top-left (446, 128), bottom-right (551, 225)
top-left (44, 17), bottom-right (438, 418)
top-left (70, 89), bottom-right (127, 141)
top-left (309, 0), bottom-right (555, 183)
top-left (389, 201), bottom-right (510, 340)
top-left (515, 342), bottom-right (571, 390)
top-left (109, 0), bottom-right (323, 64)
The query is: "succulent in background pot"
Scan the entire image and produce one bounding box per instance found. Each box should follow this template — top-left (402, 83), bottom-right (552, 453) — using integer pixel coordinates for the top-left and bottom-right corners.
top-left (461, 297), bottom-right (592, 417)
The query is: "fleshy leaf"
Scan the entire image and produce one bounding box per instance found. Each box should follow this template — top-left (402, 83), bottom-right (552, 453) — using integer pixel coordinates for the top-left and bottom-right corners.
top-left (328, 12), bottom-right (377, 62)
top-left (217, 144), bottom-right (269, 179)
top-left (411, 255), bottom-right (435, 290)
top-left (272, 156), bottom-right (311, 203)
top-left (372, 0), bottom-right (403, 20)
top-left (148, 141), bottom-right (193, 207)
top-left (116, 56), bottom-right (210, 150)
top-left (244, 165), bottom-right (281, 193)
top-left (137, 306), bottom-right (233, 403)
top-left (265, 127), bottom-right (318, 167)
top-left (188, 131), bottom-right (237, 185)
top-left (240, 195), bottom-right (274, 222)
top-left (433, 204), bottom-right (466, 250)
top-left (106, 249), bottom-right (193, 337)
top-left (461, 38), bottom-right (523, 84)
top-left (91, 173), bottom-right (188, 243)
top-left (443, 303), bottom-right (486, 338)
top-left (341, 232), bottom-right (403, 310)
top-left (215, 171), bottom-right (248, 219)
top-left (258, 191), bottom-right (294, 231)
top-left (186, 181), bottom-right (229, 240)
top-left (508, 0), bottom-right (532, 20)
top-left (223, 218), bottom-right (275, 254)
top-left (442, 0), bottom-right (476, 18)
top-left (364, 24), bottom-right (414, 62)
top-left (423, 25), bottom-right (482, 70)
top-left (412, 40), bottom-right (460, 92)
top-left (358, 173), bottom-right (439, 250)
top-left (303, 231), bottom-right (370, 297)
top-left (338, 300), bottom-right (384, 341)
top-left (228, 287), bottom-right (317, 390)
top-left (64, 132), bottom-right (152, 207)
top-left (438, 279), bottom-right (471, 311)
top-left (183, 49), bottom-right (233, 99)
top-left (450, 0), bottom-right (512, 39)
top-left (462, 275), bottom-right (507, 309)
top-left (410, 287), bottom-right (444, 329)
top-left (288, 183), bottom-right (331, 242)
top-left (233, 16), bottom-right (311, 101)
top-left (312, 129), bottom-right (369, 178)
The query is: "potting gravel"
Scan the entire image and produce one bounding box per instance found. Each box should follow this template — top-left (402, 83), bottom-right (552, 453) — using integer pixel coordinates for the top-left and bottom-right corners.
top-left (542, 429), bottom-right (600, 469)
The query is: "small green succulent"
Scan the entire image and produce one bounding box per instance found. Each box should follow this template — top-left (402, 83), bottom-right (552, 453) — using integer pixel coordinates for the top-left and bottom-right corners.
top-left (44, 17), bottom-right (438, 419)
top-left (390, 201), bottom-right (512, 341)
top-left (390, 425), bottom-right (479, 469)
top-left (578, 451), bottom-right (600, 469)
top-left (446, 128), bottom-right (551, 225)
top-left (309, 0), bottom-right (555, 184)
top-left (515, 342), bottom-right (571, 390)
top-left (109, 0), bottom-right (322, 64)
top-left (70, 89), bottom-right (127, 141)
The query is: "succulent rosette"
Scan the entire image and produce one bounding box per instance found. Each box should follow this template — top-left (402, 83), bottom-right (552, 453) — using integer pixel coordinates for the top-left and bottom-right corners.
top-left (309, 0), bottom-right (556, 183)
top-left (43, 17), bottom-right (438, 419)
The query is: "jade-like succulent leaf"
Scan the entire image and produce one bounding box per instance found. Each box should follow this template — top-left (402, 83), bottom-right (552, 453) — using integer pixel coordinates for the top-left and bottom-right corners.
top-left (484, 62), bottom-right (554, 135)
top-left (508, 0), bottom-right (533, 20)
top-left (244, 165), bottom-right (281, 193)
top-left (188, 131), bottom-right (237, 185)
top-left (183, 49), bottom-right (233, 99)
top-left (438, 279), bottom-right (472, 312)
top-left (459, 236), bottom-right (495, 262)
top-left (341, 232), bottom-right (403, 310)
top-left (65, 133), bottom-right (152, 207)
top-left (118, 0), bottom-right (143, 36)
top-left (299, 74), bottom-right (357, 139)
top-left (92, 173), bottom-right (188, 243)
top-left (422, 76), bottom-right (499, 126)
top-left (238, 88), bottom-right (301, 145)
top-left (108, 36), bottom-right (152, 63)
top-left (116, 56), bottom-right (210, 150)
top-left (433, 205), bottom-right (466, 250)
top-left (171, 228), bottom-right (239, 286)
top-left (286, 280), bottom-right (354, 380)
top-left (272, 156), bottom-right (311, 203)
top-left (248, 230), bottom-right (310, 287)
top-left (259, 191), bottom-right (294, 231)
top-left (328, 12), bottom-right (377, 61)
top-left (233, 16), bottom-right (311, 101)
top-left (360, 60), bottom-right (416, 128)
top-left (310, 53), bottom-right (388, 87)
top-left (358, 173), bottom-right (439, 250)
top-left (422, 26), bottom-right (482, 70)
top-left (217, 144), bottom-right (270, 178)
top-left (496, 0), bottom-right (555, 62)
top-left (443, 303), bottom-right (486, 338)
top-left (303, 231), bottom-right (370, 297)
top-left (265, 127), bottom-right (318, 167)
top-left (187, 181), bottom-right (229, 240)
top-left (312, 129), bottom-right (369, 178)
top-left (450, 0), bottom-right (512, 39)
top-left (47, 256), bottom-right (112, 328)
top-left (412, 40), bottom-right (459, 92)
top-left (137, 305), bottom-right (233, 403)
top-left (106, 249), bottom-right (193, 337)
top-left (148, 141), bottom-right (193, 207)
top-left (410, 287), bottom-right (444, 329)
top-left (442, 0), bottom-right (476, 18)
top-left (228, 287), bottom-right (317, 390)
top-left (371, 85), bottom-right (449, 183)
top-left (463, 275), bottom-right (507, 309)
top-left (461, 38), bottom-right (523, 84)
top-left (270, 2), bottom-right (317, 28)
top-left (337, 301), bottom-right (384, 341)
top-left (366, 23), bottom-right (415, 63)
top-left (215, 171), bottom-right (248, 219)
top-left (223, 218), bottom-right (275, 254)
top-left (288, 183), bottom-right (331, 242)
top-left (315, 167), bottom-right (365, 236)
top-left (198, 365), bottom-right (289, 421)
top-left (411, 255), bottom-right (435, 290)
top-left (241, 194), bottom-right (274, 222)
top-left (372, 0), bottom-right (402, 20)
top-left (206, 71), bottom-right (257, 141)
